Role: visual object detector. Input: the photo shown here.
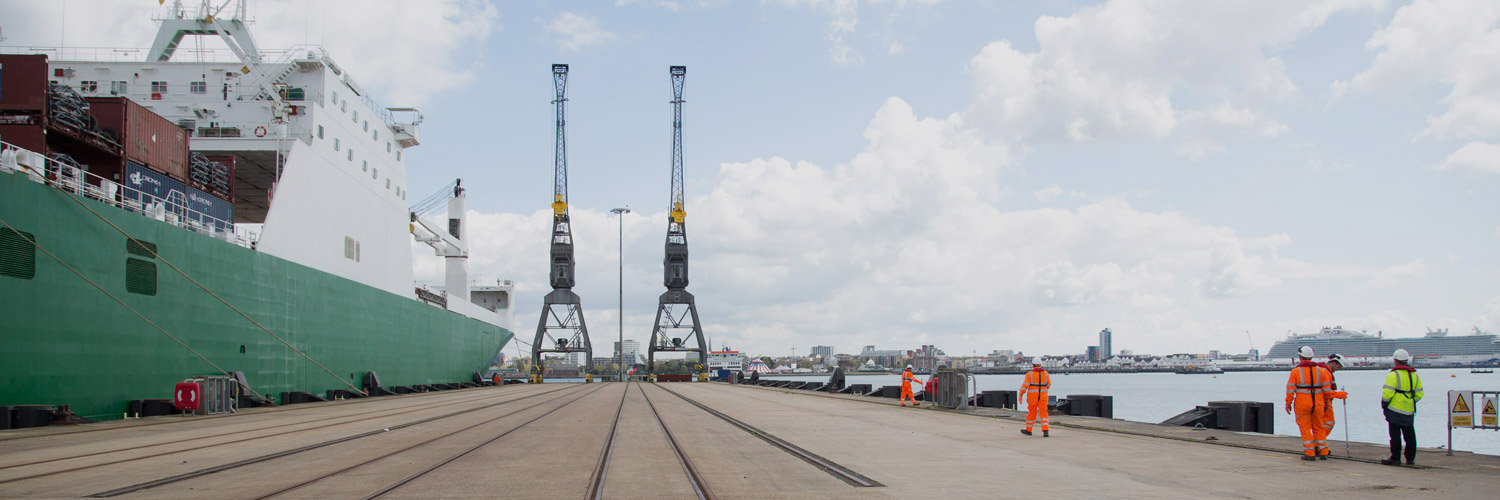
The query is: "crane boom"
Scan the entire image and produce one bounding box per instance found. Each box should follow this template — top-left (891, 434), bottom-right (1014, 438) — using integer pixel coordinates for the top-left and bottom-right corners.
top-left (664, 65), bottom-right (688, 288)
top-left (669, 65), bottom-right (686, 225)
top-left (549, 64), bottom-right (574, 288)
top-left (552, 64), bottom-right (570, 220)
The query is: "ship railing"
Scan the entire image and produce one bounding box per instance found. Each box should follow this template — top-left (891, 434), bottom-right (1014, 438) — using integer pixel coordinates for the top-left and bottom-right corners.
top-left (4, 44), bottom-right (402, 129)
top-left (0, 141), bottom-right (260, 249)
top-left (1, 45), bottom-right (310, 64)
top-left (189, 120), bottom-right (316, 145)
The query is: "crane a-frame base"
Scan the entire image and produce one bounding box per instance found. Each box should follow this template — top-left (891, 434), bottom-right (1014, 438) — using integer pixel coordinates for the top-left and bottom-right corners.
top-left (531, 289), bottom-right (593, 380)
top-left (647, 289), bottom-right (707, 378)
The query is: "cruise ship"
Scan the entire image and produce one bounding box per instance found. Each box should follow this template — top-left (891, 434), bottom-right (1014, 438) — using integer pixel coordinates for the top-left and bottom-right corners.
top-left (1, 1), bottom-right (515, 422)
top-left (1266, 326), bottom-right (1500, 366)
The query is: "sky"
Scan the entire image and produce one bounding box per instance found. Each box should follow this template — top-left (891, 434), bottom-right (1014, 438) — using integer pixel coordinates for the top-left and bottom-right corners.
top-left (4, 0), bottom-right (1499, 361)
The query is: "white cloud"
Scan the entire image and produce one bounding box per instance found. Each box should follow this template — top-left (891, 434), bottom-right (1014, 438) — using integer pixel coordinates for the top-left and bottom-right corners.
top-left (1335, 0), bottom-right (1500, 140)
top-left (448, 92), bottom-right (1399, 355)
top-left (5, 0), bottom-right (500, 107)
top-left (1034, 185), bottom-right (1062, 201)
top-left (615, 0), bottom-right (683, 11)
top-left (1481, 296), bottom-right (1500, 332)
top-left (965, 0), bottom-right (1378, 152)
top-left (1365, 259), bottom-right (1428, 288)
top-left (256, 0), bottom-right (499, 107)
top-left (768, 0), bottom-right (940, 66)
top-left (544, 11), bottom-right (617, 52)
top-left (1430, 141), bottom-right (1500, 174)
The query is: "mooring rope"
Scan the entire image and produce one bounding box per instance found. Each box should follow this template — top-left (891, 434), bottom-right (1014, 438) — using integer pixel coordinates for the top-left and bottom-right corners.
top-left (47, 180), bottom-right (367, 396)
top-left (0, 215), bottom-right (277, 406)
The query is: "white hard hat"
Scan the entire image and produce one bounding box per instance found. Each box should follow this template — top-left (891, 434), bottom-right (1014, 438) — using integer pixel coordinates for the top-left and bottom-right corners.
top-left (1326, 353), bottom-right (1344, 365)
top-left (906, 364), bottom-right (912, 369)
top-left (1298, 346), bottom-right (1314, 358)
top-left (1393, 349), bottom-right (1411, 362)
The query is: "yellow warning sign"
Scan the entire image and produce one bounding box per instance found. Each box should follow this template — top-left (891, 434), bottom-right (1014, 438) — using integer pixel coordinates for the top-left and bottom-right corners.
top-left (1484, 397), bottom-right (1498, 427)
top-left (1450, 391), bottom-right (1473, 428)
top-left (1453, 394), bottom-right (1471, 413)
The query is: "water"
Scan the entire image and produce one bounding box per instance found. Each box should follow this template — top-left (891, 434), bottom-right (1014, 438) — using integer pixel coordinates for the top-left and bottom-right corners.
top-left (765, 369), bottom-right (1500, 456)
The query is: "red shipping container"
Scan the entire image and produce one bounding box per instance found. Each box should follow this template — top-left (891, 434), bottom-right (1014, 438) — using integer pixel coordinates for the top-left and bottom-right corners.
top-left (0, 54), bottom-right (49, 112)
top-left (0, 124), bottom-right (46, 154)
top-left (174, 382), bottom-right (200, 411)
top-left (84, 97), bottom-right (188, 181)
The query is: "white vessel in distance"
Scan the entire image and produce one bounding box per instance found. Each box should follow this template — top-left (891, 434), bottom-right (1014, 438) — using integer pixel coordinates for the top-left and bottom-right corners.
top-left (1266, 326), bottom-right (1500, 366)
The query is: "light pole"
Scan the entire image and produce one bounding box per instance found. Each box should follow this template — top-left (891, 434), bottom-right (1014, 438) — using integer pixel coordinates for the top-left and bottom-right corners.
top-left (610, 207), bottom-right (630, 382)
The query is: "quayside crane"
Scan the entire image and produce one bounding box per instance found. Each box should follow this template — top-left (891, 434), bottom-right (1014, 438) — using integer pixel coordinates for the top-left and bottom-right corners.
top-left (648, 66), bottom-right (709, 379)
top-left (530, 64), bottom-right (593, 380)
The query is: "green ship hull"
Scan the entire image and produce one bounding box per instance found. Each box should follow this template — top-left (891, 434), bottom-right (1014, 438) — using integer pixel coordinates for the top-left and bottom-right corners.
top-left (0, 171), bottom-right (513, 421)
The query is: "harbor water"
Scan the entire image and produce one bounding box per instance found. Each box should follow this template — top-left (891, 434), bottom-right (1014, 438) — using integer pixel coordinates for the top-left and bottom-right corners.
top-left (765, 368), bottom-right (1500, 455)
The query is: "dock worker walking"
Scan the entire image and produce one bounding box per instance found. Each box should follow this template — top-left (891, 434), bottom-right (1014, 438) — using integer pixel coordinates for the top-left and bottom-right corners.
top-left (1381, 349), bottom-right (1424, 466)
top-left (1286, 346), bottom-right (1331, 461)
top-left (1020, 360), bottom-right (1051, 437)
top-left (1315, 353), bottom-right (1349, 459)
top-left (900, 365), bottom-right (922, 407)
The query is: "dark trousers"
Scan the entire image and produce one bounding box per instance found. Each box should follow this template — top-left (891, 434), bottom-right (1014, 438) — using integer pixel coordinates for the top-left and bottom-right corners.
top-left (1387, 421), bottom-right (1416, 462)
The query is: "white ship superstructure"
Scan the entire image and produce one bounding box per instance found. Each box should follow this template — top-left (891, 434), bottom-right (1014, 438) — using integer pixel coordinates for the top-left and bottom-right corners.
top-left (17, 1), bottom-right (510, 330)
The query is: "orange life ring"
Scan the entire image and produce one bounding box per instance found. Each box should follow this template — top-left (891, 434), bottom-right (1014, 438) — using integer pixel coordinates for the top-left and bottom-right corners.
top-left (254, 126), bottom-right (267, 137)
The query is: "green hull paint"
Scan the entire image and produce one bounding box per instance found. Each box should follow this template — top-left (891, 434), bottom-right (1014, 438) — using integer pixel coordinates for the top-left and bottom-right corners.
top-left (0, 172), bottom-right (512, 420)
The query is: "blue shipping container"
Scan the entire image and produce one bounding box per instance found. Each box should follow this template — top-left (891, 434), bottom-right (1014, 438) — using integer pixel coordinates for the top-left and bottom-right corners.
top-left (123, 161), bottom-right (186, 218)
top-left (187, 187), bottom-right (233, 232)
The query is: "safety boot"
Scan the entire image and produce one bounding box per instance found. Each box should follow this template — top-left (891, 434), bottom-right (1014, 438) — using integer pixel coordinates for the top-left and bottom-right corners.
top-left (1380, 457), bottom-right (1400, 466)
top-left (1043, 431), bottom-right (1049, 437)
top-left (1318, 455), bottom-right (1327, 460)
top-left (1301, 455), bottom-right (1317, 461)
top-left (1020, 429), bottom-right (1032, 436)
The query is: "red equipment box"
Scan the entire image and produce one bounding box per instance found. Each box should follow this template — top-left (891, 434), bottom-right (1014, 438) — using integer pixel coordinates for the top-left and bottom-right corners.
top-left (174, 382), bottom-right (200, 411)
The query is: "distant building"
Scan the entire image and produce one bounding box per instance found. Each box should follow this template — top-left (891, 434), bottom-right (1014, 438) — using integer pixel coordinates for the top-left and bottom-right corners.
top-left (811, 345), bottom-right (834, 365)
top-left (1086, 346), bottom-right (1101, 361)
top-left (544, 363), bottom-right (580, 378)
top-left (912, 344), bottom-right (944, 371)
top-left (1099, 328), bottom-right (1113, 360)
top-left (861, 345), bottom-right (906, 368)
top-left (614, 340), bottom-right (641, 361)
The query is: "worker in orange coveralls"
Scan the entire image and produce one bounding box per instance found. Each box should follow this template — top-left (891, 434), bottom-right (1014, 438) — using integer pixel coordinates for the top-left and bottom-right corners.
top-left (1020, 360), bottom-right (1051, 437)
top-left (900, 365), bottom-right (922, 407)
top-left (1286, 346), bottom-right (1332, 461)
top-left (1313, 353), bottom-right (1349, 459)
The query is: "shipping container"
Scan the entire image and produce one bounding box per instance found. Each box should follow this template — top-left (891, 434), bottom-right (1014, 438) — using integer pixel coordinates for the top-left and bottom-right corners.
top-left (0, 55), bottom-right (49, 112)
top-left (187, 187), bottom-right (234, 233)
top-left (85, 97), bottom-right (188, 181)
top-left (122, 161), bottom-right (187, 218)
top-left (0, 124), bottom-right (46, 155)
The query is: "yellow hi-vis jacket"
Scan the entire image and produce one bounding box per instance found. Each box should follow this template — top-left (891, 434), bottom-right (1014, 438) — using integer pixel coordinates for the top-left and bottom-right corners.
top-left (1381, 368), bottom-right (1423, 415)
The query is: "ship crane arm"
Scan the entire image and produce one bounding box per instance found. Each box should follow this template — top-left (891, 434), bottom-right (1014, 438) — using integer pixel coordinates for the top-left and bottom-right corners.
top-left (410, 215), bottom-right (465, 257)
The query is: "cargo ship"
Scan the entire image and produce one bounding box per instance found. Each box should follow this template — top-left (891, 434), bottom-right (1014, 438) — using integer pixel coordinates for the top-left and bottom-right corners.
top-left (0, 1), bottom-right (515, 423)
top-left (1266, 326), bottom-right (1500, 366)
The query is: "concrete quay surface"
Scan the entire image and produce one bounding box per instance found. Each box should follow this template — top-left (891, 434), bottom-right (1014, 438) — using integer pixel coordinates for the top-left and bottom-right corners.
top-left (0, 381), bottom-right (1494, 499)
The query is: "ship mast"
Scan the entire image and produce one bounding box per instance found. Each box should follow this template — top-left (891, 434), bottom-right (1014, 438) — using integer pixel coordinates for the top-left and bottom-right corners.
top-left (647, 66), bottom-right (708, 378)
top-left (530, 64), bottom-right (593, 379)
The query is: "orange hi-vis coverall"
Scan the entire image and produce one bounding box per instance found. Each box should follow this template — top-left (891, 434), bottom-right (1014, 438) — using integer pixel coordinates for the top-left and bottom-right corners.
top-left (1285, 361), bottom-right (1332, 457)
top-left (1021, 367), bottom-right (1051, 432)
top-left (1314, 363), bottom-right (1348, 457)
top-left (900, 369), bottom-right (921, 406)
